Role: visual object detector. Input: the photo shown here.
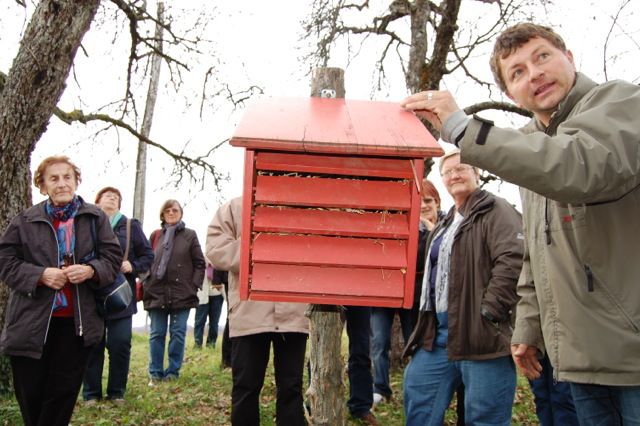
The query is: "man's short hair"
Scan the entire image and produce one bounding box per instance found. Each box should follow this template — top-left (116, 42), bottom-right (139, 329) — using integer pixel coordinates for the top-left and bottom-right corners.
top-left (490, 23), bottom-right (567, 93)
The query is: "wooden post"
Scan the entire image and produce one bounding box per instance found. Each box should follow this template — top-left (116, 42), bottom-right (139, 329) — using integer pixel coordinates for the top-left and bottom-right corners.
top-left (133, 2), bottom-right (164, 224)
top-left (306, 67), bottom-right (347, 426)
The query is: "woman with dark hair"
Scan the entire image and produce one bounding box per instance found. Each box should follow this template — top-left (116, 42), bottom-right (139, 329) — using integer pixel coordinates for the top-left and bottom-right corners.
top-left (0, 156), bottom-right (122, 426)
top-left (82, 186), bottom-right (154, 404)
top-left (143, 199), bottom-right (206, 384)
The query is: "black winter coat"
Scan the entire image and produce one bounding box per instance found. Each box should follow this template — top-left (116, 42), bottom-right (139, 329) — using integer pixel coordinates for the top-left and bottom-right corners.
top-left (143, 223), bottom-right (205, 311)
top-left (0, 199), bottom-right (122, 358)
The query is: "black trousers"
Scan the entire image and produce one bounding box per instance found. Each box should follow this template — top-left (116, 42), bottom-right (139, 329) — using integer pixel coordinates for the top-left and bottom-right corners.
top-left (10, 317), bottom-right (93, 426)
top-left (221, 281), bottom-right (232, 367)
top-left (231, 332), bottom-right (307, 426)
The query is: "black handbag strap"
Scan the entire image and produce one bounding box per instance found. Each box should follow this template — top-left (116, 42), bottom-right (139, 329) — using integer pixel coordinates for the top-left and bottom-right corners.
top-left (123, 218), bottom-right (131, 260)
top-left (81, 217), bottom-right (99, 264)
top-left (89, 217), bottom-right (130, 261)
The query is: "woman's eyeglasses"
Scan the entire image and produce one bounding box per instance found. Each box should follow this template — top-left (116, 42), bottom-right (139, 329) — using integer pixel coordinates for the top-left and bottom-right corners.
top-left (441, 164), bottom-right (473, 178)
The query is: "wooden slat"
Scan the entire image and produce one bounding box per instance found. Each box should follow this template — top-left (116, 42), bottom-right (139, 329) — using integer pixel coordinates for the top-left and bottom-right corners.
top-left (253, 206), bottom-right (410, 238)
top-left (248, 292), bottom-right (404, 308)
top-left (250, 263), bottom-right (404, 298)
top-left (254, 175), bottom-right (411, 210)
top-left (252, 234), bottom-right (407, 269)
top-left (255, 152), bottom-right (414, 179)
top-left (401, 159), bottom-right (423, 308)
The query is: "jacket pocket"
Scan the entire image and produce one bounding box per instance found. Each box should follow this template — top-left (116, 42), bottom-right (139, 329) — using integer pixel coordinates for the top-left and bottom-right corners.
top-left (585, 264), bottom-right (639, 334)
top-left (548, 202), bottom-right (587, 232)
top-left (474, 314), bottom-right (511, 355)
top-left (5, 292), bottom-right (21, 327)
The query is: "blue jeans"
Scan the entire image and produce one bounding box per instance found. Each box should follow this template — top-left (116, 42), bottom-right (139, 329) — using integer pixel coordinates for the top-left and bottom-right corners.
top-left (148, 308), bottom-right (190, 379)
top-left (193, 295), bottom-right (224, 347)
top-left (370, 307), bottom-right (412, 398)
top-left (83, 316), bottom-right (132, 400)
top-left (403, 346), bottom-right (516, 426)
top-left (345, 305), bottom-right (373, 418)
top-left (529, 354), bottom-right (578, 425)
top-left (570, 382), bottom-right (640, 426)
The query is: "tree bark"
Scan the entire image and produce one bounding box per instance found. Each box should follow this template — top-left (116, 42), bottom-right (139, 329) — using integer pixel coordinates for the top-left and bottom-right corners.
top-left (388, 312), bottom-right (406, 371)
top-left (306, 306), bottom-right (346, 426)
top-left (306, 67), bottom-right (346, 426)
top-left (0, 0), bottom-right (101, 394)
top-left (133, 1), bottom-right (164, 224)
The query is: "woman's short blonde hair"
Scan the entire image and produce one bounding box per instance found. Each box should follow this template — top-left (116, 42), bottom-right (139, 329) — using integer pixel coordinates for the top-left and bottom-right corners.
top-left (438, 149), bottom-right (462, 174)
top-left (159, 199), bottom-right (183, 224)
top-left (438, 149), bottom-right (481, 181)
top-left (33, 155), bottom-right (82, 190)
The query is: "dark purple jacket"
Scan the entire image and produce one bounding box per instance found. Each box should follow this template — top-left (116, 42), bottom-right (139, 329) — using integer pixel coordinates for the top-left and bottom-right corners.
top-left (143, 223), bottom-right (205, 311)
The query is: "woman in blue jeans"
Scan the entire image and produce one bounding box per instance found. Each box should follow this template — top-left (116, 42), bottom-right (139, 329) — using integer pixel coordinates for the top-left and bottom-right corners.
top-left (83, 187), bottom-right (154, 403)
top-left (193, 263), bottom-right (224, 348)
top-left (143, 200), bottom-right (206, 384)
top-left (403, 151), bottom-right (524, 425)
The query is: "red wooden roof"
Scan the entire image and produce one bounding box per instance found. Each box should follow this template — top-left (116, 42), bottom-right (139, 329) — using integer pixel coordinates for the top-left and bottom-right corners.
top-left (230, 97), bottom-right (443, 158)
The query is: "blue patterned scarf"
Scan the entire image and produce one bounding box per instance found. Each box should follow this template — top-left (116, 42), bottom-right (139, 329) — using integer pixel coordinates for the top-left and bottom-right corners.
top-left (46, 196), bottom-right (81, 267)
top-left (46, 196), bottom-right (81, 312)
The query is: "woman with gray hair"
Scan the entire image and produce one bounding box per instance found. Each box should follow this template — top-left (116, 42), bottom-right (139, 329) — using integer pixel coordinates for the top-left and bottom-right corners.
top-left (403, 149), bottom-right (524, 425)
top-left (143, 199), bottom-right (206, 384)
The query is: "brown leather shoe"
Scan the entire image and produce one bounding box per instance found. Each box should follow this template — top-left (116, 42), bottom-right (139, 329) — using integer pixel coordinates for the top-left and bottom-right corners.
top-left (356, 412), bottom-right (379, 426)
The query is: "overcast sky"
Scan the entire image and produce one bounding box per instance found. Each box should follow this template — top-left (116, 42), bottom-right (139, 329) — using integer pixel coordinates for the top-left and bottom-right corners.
top-left (2, 1), bottom-right (638, 232)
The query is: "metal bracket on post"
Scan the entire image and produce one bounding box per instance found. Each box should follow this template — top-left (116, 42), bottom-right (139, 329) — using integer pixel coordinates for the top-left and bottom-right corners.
top-left (320, 89), bottom-right (336, 99)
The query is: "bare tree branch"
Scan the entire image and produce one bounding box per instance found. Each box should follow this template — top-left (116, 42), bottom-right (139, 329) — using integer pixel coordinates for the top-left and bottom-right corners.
top-left (603, 0), bottom-right (632, 81)
top-left (53, 106), bottom-right (226, 188)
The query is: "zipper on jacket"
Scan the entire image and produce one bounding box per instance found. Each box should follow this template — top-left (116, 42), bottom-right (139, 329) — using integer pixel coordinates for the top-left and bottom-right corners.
top-left (72, 243), bottom-right (83, 336)
top-left (544, 199), bottom-right (551, 245)
top-left (75, 273), bottom-right (83, 336)
top-left (584, 264), bottom-right (594, 292)
top-left (39, 219), bottom-right (59, 346)
top-left (43, 297), bottom-right (56, 345)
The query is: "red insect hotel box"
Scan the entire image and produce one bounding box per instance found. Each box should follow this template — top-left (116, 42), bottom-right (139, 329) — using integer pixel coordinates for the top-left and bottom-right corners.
top-left (229, 97), bottom-right (442, 308)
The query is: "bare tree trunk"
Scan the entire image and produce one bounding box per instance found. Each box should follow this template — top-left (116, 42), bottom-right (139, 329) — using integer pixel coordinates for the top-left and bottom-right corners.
top-left (306, 67), bottom-right (346, 426)
top-left (389, 312), bottom-right (406, 371)
top-left (133, 2), bottom-right (164, 223)
top-left (406, 0), bottom-right (430, 94)
top-left (0, 0), bottom-right (101, 394)
top-left (306, 306), bottom-right (346, 426)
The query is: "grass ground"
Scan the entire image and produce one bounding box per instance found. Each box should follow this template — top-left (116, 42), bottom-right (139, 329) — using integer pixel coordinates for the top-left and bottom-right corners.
top-left (0, 331), bottom-right (538, 425)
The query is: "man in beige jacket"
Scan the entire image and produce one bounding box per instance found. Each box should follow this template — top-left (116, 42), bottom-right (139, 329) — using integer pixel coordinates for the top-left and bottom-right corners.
top-left (401, 23), bottom-right (640, 424)
top-left (205, 197), bottom-right (309, 426)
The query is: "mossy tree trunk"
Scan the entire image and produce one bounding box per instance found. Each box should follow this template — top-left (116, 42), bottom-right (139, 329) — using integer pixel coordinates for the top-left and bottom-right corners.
top-left (0, 0), bottom-right (101, 394)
